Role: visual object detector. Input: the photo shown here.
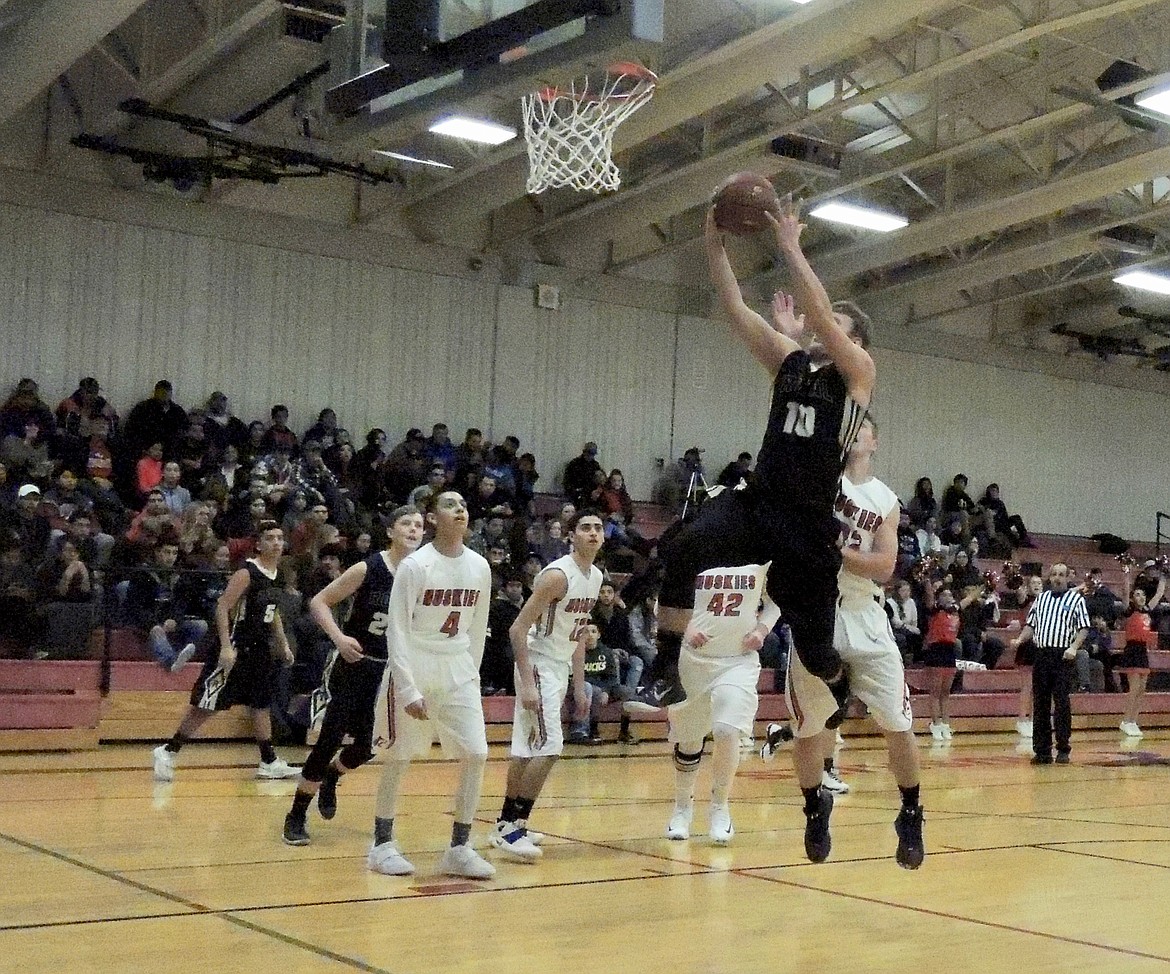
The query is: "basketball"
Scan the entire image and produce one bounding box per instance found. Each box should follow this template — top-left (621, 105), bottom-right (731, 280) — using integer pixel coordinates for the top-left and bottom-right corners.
top-left (712, 172), bottom-right (782, 235)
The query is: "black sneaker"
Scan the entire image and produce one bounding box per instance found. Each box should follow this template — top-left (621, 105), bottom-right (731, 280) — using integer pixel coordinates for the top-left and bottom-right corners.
top-left (894, 804), bottom-right (925, 870)
top-left (318, 772), bottom-right (339, 820)
top-left (617, 728), bottom-right (639, 745)
top-left (824, 671), bottom-right (851, 730)
top-left (1055, 752), bottom-right (1070, 765)
top-left (624, 663), bottom-right (687, 713)
top-left (803, 788), bottom-right (834, 863)
top-left (283, 813), bottom-right (311, 846)
top-left (1030, 754), bottom-right (1052, 765)
top-left (759, 722), bottom-right (794, 762)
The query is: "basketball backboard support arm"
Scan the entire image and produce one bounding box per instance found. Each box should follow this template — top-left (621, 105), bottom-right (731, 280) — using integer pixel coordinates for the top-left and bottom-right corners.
top-left (326, 0), bottom-right (635, 117)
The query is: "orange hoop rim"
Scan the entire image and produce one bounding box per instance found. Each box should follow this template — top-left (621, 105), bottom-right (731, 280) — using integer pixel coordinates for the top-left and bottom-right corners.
top-left (534, 62), bottom-right (656, 104)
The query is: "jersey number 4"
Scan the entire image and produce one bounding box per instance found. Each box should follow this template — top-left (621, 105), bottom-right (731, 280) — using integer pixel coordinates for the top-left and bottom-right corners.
top-left (708, 592), bottom-right (743, 617)
top-left (440, 611), bottom-right (461, 638)
top-left (783, 401), bottom-right (816, 438)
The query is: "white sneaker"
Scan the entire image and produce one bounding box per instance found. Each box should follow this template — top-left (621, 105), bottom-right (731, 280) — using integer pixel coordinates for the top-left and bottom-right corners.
top-left (256, 757), bottom-right (300, 779)
top-left (521, 826), bottom-right (544, 846)
top-left (821, 767), bottom-right (850, 794)
top-left (1016, 720), bottom-right (1033, 738)
top-left (955, 659), bottom-right (987, 671)
top-left (152, 744), bottom-right (175, 782)
top-left (666, 802), bottom-right (693, 840)
top-left (170, 643), bottom-right (197, 673)
top-left (941, 723), bottom-right (954, 740)
top-left (1120, 721), bottom-right (1143, 738)
top-left (488, 821), bottom-right (542, 862)
top-left (438, 844), bottom-right (496, 879)
top-left (929, 722), bottom-right (945, 741)
top-left (708, 804), bottom-right (734, 845)
top-left (367, 841), bottom-right (415, 875)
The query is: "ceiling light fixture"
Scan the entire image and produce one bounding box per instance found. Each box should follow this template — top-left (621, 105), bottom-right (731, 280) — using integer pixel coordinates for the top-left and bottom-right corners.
top-left (1135, 86), bottom-right (1170, 116)
top-left (371, 150), bottom-right (454, 169)
top-left (1113, 269), bottom-right (1170, 295)
top-left (808, 201), bottom-right (908, 232)
top-left (428, 117), bottom-right (517, 145)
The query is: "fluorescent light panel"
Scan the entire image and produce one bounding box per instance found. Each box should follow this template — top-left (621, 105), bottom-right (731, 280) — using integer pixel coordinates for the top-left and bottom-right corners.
top-left (1135, 86), bottom-right (1170, 116)
top-left (428, 116), bottom-right (517, 145)
top-left (372, 150), bottom-right (454, 170)
top-left (809, 201), bottom-right (908, 232)
top-left (1113, 270), bottom-right (1170, 295)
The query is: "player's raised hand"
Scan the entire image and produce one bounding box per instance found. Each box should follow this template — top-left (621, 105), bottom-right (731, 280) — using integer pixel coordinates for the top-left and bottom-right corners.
top-left (766, 194), bottom-right (805, 251)
top-left (335, 634), bottom-right (365, 664)
top-left (770, 291), bottom-right (805, 339)
top-left (405, 698), bottom-right (429, 720)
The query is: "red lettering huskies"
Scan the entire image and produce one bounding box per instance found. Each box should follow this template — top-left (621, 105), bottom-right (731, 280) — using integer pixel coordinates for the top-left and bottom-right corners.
top-left (695, 574), bottom-right (758, 591)
top-left (421, 588), bottom-right (482, 608)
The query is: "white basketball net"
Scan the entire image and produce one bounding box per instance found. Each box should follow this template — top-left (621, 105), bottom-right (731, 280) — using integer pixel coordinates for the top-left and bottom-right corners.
top-left (522, 66), bottom-right (656, 194)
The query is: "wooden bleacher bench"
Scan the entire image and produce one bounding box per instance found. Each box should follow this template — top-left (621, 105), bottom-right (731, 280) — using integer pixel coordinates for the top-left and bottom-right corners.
top-left (0, 660), bottom-right (102, 751)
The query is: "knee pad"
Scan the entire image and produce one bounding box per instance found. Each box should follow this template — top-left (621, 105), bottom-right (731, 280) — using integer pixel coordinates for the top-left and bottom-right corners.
top-left (673, 744), bottom-right (703, 772)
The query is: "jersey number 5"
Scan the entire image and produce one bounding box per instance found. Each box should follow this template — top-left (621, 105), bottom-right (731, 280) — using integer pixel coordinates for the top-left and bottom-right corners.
top-left (440, 611), bottom-right (461, 638)
top-left (783, 401), bottom-right (816, 438)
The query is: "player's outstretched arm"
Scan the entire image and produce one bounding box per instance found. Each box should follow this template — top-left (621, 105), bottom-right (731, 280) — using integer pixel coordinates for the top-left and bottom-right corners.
top-left (509, 568), bottom-right (568, 712)
top-left (385, 559), bottom-right (424, 709)
top-left (706, 207), bottom-right (800, 377)
top-left (766, 200), bottom-right (875, 401)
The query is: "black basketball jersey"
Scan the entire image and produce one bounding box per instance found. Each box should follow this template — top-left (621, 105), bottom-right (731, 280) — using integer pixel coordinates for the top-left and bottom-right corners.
top-left (229, 560), bottom-right (283, 651)
top-left (754, 350), bottom-right (866, 512)
top-left (341, 552), bottom-right (396, 660)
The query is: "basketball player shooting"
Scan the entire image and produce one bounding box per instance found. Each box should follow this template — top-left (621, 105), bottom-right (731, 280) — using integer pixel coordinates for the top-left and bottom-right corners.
top-left (630, 193), bottom-right (875, 725)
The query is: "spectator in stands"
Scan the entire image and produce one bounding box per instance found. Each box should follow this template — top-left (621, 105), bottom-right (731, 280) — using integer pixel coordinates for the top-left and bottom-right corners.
top-left (54, 511), bottom-right (115, 571)
top-left (81, 416), bottom-right (115, 483)
top-left (468, 473), bottom-right (513, 522)
top-left (944, 549), bottom-right (980, 591)
top-left (157, 461), bottom-right (192, 516)
top-left (408, 462), bottom-right (448, 510)
top-left (175, 417), bottom-right (209, 490)
top-left (383, 430), bottom-right (430, 505)
top-left (2, 484), bottom-right (51, 564)
top-left (624, 576), bottom-right (659, 686)
top-left (281, 489), bottom-right (310, 537)
top-left (0, 544), bottom-right (40, 651)
top-left (352, 429), bottom-right (389, 507)
top-left (325, 440), bottom-right (358, 497)
top-left (0, 461), bottom-right (11, 511)
top-left (521, 552), bottom-right (544, 596)
top-left (38, 538), bottom-right (92, 603)
top-left (342, 530), bottom-right (372, 568)
top-left (482, 571), bottom-right (525, 695)
top-left (592, 580), bottom-right (640, 700)
top-left (204, 444), bottom-right (246, 501)
top-left (979, 483), bottom-right (1034, 551)
top-left (484, 436), bottom-right (519, 497)
top-left (292, 442), bottom-right (341, 515)
top-left (56, 377), bottom-right (117, 441)
top-left (176, 503), bottom-right (220, 567)
top-left (453, 427), bottom-right (487, 485)
top-left (1, 418), bottom-right (53, 484)
top-left (573, 623), bottom-right (635, 744)
top-left (134, 441), bottom-right (165, 500)
top-left (895, 508), bottom-right (921, 579)
top-left (126, 489), bottom-right (178, 550)
top-left (940, 474), bottom-right (978, 544)
top-left (513, 452), bottom-right (539, 514)
top-left (252, 444), bottom-right (295, 509)
top-left (241, 421), bottom-right (267, 464)
top-left (123, 380), bottom-right (187, 459)
top-left (906, 477), bottom-right (937, 528)
top-left (202, 392), bottom-right (248, 459)
top-left (959, 582), bottom-right (1003, 668)
top-left (302, 408), bottom-right (339, 449)
top-left (534, 518), bottom-right (567, 563)
top-left (598, 469), bottom-right (635, 523)
top-left (1118, 580), bottom-right (1165, 737)
top-left (563, 442), bottom-right (603, 507)
top-left (301, 542), bottom-right (343, 602)
top-left (921, 586), bottom-right (978, 741)
top-left (290, 501), bottom-right (330, 559)
top-left (1079, 615), bottom-right (1114, 693)
top-left (425, 422), bottom-right (457, 474)
top-left (176, 543), bottom-right (232, 626)
top-left (1083, 568), bottom-right (1124, 627)
top-left (0, 378), bottom-right (56, 441)
top-left (127, 539), bottom-right (205, 672)
top-left (886, 579), bottom-right (921, 664)
top-left (915, 515), bottom-right (946, 561)
top-left (260, 405), bottom-right (298, 454)
top-left (42, 469), bottom-right (93, 525)
top-left (717, 451), bottom-right (754, 489)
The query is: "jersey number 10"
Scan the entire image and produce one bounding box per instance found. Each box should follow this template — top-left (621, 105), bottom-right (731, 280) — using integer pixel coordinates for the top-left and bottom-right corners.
top-left (783, 401), bottom-right (816, 438)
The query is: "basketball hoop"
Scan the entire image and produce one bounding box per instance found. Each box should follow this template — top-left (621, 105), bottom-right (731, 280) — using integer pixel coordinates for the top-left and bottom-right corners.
top-left (522, 61), bottom-right (656, 194)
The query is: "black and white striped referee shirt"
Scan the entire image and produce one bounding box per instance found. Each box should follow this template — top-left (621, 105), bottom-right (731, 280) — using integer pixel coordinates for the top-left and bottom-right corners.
top-left (1026, 588), bottom-right (1090, 649)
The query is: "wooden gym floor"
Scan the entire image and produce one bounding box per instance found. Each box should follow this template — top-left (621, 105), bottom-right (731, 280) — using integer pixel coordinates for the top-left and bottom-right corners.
top-left (2, 732), bottom-right (1169, 973)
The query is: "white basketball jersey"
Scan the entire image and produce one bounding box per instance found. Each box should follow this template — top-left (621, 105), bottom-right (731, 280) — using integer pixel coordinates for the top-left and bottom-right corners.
top-left (528, 554), bottom-right (603, 664)
top-left (834, 473), bottom-right (899, 604)
top-left (387, 543), bottom-right (492, 658)
top-left (688, 563), bottom-right (769, 659)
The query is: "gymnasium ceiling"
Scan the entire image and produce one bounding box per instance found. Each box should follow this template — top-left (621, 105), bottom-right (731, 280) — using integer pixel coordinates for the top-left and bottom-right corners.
top-left (3, 0), bottom-right (1170, 387)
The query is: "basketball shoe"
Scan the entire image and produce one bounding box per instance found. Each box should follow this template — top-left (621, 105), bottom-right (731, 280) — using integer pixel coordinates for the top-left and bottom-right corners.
top-left (821, 765), bottom-right (850, 795)
top-left (489, 821), bottom-right (542, 862)
top-left (152, 745), bottom-right (175, 782)
top-left (894, 804), bottom-right (925, 870)
top-left (257, 757), bottom-right (300, 779)
top-left (282, 813), bottom-right (311, 846)
top-left (367, 841), bottom-right (415, 876)
top-left (759, 722), bottom-right (794, 762)
top-left (804, 788), bottom-right (834, 863)
top-left (317, 770), bottom-right (339, 819)
top-left (708, 804), bottom-right (734, 845)
top-left (665, 801), bottom-right (693, 840)
top-left (438, 844), bottom-right (496, 879)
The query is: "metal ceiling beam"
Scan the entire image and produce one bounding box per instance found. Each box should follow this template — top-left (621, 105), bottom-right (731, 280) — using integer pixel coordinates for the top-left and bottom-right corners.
top-left (401, 0), bottom-right (961, 238)
top-left (0, 0), bottom-right (153, 126)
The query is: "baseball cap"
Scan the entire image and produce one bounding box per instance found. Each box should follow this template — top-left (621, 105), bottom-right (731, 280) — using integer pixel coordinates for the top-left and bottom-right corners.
top-left (18, 484), bottom-right (41, 498)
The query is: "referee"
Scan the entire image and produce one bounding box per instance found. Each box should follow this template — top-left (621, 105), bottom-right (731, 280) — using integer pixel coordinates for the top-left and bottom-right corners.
top-left (1009, 564), bottom-right (1089, 764)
